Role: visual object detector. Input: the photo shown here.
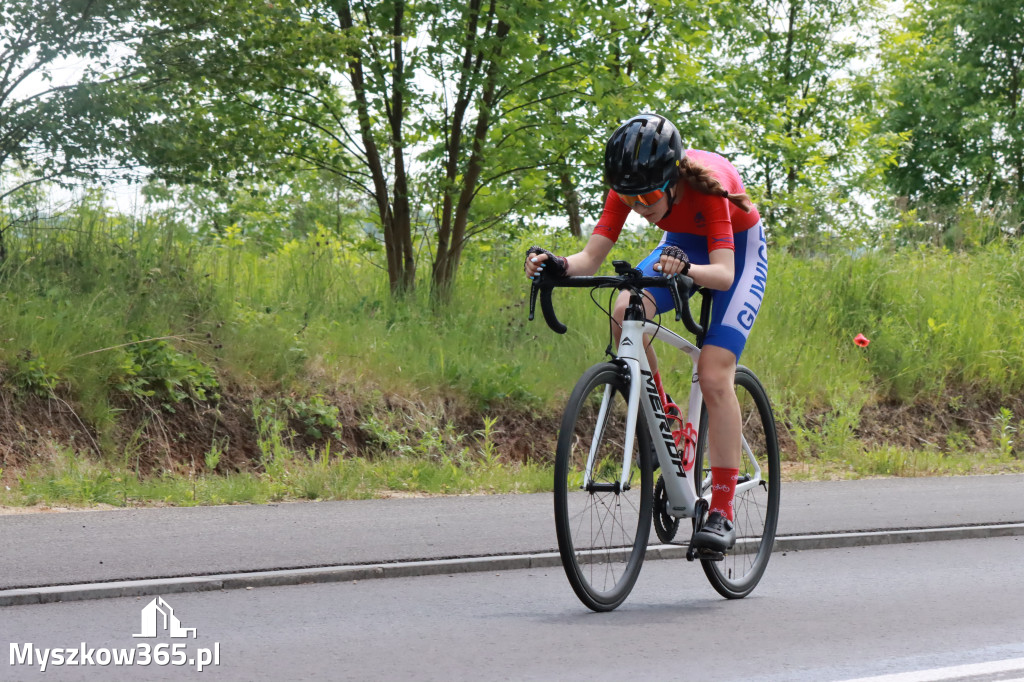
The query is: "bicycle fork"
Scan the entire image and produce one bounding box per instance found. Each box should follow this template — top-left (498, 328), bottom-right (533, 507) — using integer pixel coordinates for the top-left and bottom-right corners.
top-left (582, 357), bottom-right (643, 493)
top-left (609, 319), bottom-right (648, 492)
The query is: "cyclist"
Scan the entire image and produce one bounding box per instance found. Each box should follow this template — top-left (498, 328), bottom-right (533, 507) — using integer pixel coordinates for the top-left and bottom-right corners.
top-left (524, 113), bottom-right (767, 553)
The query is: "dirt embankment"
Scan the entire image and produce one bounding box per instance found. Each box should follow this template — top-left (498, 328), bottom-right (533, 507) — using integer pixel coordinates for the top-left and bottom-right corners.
top-left (0, 386), bottom-right (562, 482)
top-left (0, 385), bottom-right (1021, 485)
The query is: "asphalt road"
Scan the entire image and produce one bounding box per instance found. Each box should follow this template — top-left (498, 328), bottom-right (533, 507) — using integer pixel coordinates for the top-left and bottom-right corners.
top-left (2, 475), bottom-right (1023, 592)
top-left (3, 536), bottom-right (1024, 681)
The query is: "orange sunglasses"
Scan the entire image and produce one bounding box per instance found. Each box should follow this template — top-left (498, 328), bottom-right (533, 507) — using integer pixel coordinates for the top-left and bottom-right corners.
top-left (617, 180), bottom-right (671, 207)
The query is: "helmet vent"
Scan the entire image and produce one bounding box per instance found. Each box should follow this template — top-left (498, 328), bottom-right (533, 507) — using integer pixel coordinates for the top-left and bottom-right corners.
top-left (604, 113), bottom-right (683, 195)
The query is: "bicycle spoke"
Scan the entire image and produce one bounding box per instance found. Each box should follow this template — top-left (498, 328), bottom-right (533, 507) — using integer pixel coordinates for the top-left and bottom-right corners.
top-left (536, 264), bottom-right (777, 607)
top-left (555, 364), bottom-right (653, 611)
top-left (695, 367), bottom-right (780, 598)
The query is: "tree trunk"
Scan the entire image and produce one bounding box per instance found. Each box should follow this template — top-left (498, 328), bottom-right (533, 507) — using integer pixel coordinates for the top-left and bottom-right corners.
top-left (432, 20), bottom-right (510, 300)
top-left (334, 0), bottom-right (415, 295)
top-left (432, 0), bottom-right (483, 299)
top-left (431, 8), bottom-right (509, 300)
top-left (389, 0), bottom-right (415, 292)
top-left (1008, 59), bottom-right (1023, 216)
top-left (560, 170), bottom-right (582, 238)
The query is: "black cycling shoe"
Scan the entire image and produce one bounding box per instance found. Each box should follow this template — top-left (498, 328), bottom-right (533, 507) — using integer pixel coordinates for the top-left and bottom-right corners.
top-left (692, 511), bottom-right (736, 553)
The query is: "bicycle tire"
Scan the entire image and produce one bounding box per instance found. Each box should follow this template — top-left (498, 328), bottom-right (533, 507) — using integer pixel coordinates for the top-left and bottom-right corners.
top-left (693, 366), bottom-right (780, 599)
top-left (554, 362), bottom-right (654, 612)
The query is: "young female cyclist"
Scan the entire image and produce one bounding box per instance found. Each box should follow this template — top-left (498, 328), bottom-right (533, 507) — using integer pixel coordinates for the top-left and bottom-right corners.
top-left (524, 112), bottom-right (767, 553)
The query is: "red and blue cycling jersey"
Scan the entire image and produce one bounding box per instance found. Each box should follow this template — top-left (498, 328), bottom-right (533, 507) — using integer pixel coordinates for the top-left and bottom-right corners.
top-left (592, 149), bottom-right (760, 252)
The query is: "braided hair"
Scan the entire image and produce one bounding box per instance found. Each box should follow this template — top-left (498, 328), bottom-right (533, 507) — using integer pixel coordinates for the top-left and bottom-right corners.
top-left (678, 155), bottom-right (754, 213)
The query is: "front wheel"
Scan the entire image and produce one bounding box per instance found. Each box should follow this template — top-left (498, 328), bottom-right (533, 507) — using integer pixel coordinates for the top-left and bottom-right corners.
top-left (554, 362), bottom-right (654, 612)
top-left (694, 366), bottom-right (780, 599)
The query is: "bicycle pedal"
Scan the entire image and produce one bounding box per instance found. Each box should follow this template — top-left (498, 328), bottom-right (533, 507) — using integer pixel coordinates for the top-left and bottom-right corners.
top-left (696, 548), bottom-right (725, 562)
top-left (685, 546), bottom-right (722, 562)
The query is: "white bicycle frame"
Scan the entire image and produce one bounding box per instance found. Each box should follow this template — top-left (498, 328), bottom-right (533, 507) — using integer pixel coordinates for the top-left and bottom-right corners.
top-left (587, 314), bottom-right (764, 520)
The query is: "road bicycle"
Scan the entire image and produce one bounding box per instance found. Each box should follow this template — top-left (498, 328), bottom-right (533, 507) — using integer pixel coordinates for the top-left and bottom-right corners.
top-left (529, 261), bottom-right (780, 611)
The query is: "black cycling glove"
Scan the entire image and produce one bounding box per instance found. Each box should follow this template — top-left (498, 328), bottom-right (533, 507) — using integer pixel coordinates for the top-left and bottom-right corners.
top-left (526, 245), bottom-right (568, 278)
top-left (661, 245), bottom-right (691, 275)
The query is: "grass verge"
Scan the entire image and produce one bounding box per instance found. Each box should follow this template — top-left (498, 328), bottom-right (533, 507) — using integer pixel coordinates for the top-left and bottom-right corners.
top-left (0, 444), bottom-right (553, 508)
top-left (1, 436), bottom-right (1021, 510)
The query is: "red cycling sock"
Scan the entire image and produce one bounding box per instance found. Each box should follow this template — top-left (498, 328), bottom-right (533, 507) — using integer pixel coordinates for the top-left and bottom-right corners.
top-left (709, 467), bottom-right (740, 521)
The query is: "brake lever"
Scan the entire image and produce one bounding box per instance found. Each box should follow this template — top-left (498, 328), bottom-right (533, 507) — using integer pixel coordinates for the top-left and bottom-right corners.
top-left (668, 275), bottom-right (685, 322)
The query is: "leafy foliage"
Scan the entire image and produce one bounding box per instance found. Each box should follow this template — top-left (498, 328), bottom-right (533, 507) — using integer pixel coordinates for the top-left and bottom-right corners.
top-left (124, 0), bottom-right (724, 296)
top-left (0, 0), bottom-right (158, 268)
top-left (0, 1), bottom-right (143, 200)
top-left (112, 339), bottom-right (220, 409)
top-left (3, 0), bottom-right (1024, 297)
top-left (280, 395), bottom-right (341, 440)
top-left (881, 0), bottom-right (1024, 224)
top-left (703, 0), bottom-right (905, 247)
top-left (1, 200), bottom-right (1024, 502)
top-left (8, 350), bottom-right (61, 397)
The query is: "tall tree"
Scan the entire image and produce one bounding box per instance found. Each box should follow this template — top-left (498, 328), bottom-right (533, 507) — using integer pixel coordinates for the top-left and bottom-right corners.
top-left (505, 0), bottom-right (715, 240)
top-left (706, 0), bottom-right (900, 245)
top-left (0, 0), bottom-right (142, 257)
top-left (419, 0), bottom-right (695, 288)
top-left (129, 0), bottom-right (699, 297)
top-left (881, 0), bottom-right (1024, 223)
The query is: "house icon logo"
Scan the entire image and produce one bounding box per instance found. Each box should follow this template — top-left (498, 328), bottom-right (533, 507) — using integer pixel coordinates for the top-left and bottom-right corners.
top-left (133, 597), bottom-right (197, 639)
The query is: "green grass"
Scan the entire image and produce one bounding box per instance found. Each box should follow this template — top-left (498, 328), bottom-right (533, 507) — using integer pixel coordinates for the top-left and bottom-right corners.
top-left (1, 199), bottom-right (1023, 508)
top-left (0, 443), bottom-right (553, 508)
top-left (2, 435), bottom-right (1020, 510)
top-left (8, 203), bottom-right (1022, 416)
top-left (784, 443), bottom-right (1024, 481)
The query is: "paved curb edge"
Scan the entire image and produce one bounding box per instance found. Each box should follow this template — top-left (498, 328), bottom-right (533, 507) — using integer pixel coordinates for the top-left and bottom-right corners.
top-left (3, 523), bottom-right (1023, 607)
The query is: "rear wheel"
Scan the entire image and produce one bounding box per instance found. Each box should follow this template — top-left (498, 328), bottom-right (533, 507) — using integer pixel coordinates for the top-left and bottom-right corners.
top-left (694, 366), bottom-right (780, 599)
top-left (554, 362), bottom-right (654, 612)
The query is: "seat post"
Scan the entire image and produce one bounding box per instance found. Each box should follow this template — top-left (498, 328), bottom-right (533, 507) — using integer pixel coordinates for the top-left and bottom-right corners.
top-left (696, 290), bottom-right (713, 348)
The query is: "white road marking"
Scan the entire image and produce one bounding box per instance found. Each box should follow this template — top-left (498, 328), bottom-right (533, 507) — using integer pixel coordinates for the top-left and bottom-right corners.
top-left (840, 657), bottom-right (1024, 682)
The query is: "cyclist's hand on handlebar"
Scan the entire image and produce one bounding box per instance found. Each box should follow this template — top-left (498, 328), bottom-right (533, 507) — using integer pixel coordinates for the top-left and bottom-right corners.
top-left (525, 245), bottom-right (568, 279)
top-left (654, 244), bottom-right (691, 276)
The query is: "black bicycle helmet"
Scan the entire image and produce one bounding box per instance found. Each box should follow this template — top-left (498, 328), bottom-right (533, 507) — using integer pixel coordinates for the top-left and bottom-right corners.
top-left (604, 113), bottom-right (683, 194)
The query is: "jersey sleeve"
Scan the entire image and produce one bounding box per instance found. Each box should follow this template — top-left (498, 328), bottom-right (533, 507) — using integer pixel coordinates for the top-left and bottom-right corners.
top-left (591, 191), bottom-right (631, 242)
top-left (701, 194), bottom-right (735, 252)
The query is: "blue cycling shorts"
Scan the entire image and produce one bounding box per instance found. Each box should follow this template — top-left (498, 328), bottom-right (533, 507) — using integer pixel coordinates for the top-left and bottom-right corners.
top-left (636, 222), bottom-right (767, 360)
